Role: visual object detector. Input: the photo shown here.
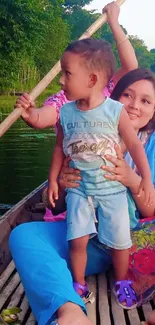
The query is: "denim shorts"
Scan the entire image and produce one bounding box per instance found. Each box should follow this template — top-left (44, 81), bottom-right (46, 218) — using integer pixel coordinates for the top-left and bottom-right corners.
top-left (66, 190), bottom-right (132, 249)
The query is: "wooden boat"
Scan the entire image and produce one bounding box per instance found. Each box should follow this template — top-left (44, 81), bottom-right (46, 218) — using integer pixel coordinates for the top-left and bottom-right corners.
top-left (0, 182), bottom-right (152, 325)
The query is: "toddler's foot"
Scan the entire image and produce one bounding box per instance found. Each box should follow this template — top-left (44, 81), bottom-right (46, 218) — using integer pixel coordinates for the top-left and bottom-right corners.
top-left (113, 280), bottom-right (137, 309)
top-left (73, 282), bottom-right (95, 304)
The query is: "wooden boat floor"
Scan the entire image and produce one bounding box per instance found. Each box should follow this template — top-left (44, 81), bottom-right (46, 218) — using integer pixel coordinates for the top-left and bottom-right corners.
top-left (0, 260), bottom-right (154, 325)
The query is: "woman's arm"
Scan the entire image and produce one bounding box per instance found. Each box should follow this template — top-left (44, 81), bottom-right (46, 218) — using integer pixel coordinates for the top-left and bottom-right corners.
top-left (119, 109), bottom-right (154, 205)
top-left (58, 148), bottom-right (155, 217)
top-left (103, 2), bottom-right (138, 84)
top-left (129, 173), bottom-right (155, 217)
top-left (102, 144), bottom-right (155, 218)
top-left (119, 109), bottom-right (152, 182)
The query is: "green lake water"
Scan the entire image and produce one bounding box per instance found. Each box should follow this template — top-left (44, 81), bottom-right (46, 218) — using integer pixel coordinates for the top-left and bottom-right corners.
top-left (0, 113), bottom-right (56, 215)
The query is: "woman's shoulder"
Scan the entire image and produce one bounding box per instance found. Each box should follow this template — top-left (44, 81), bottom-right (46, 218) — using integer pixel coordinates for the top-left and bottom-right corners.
top-left (146, 131), bottom-right (155, 149)
top-left (145, 131), bottom-right (155, 184)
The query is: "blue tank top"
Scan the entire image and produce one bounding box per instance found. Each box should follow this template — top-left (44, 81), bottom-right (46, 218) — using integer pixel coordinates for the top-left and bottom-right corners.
top-left (60, 98), bottom-right (125, 196)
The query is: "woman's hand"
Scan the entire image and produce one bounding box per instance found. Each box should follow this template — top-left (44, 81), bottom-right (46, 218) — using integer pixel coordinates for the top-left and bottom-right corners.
top-left (138, 178), bottom-right (155, 206)
top-left (102, 144), bottom-right (155, 217)
top-left (102, 1), bottom-right (120, 27)
top-left (59, 157), bottom-right (81, 189)
top-left (101, 144), bottom-right (139, 190)
top-left (103, 2), bottom-right (138, 83)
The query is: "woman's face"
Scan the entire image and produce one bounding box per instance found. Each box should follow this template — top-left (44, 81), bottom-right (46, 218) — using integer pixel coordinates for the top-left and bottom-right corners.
top-left (119, 79), bottom-right (155, 131)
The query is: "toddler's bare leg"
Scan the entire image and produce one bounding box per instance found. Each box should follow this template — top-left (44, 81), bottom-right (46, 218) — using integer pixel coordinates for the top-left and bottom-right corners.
top-left (112, 248), bottom-right (129, 280)
top-left (69, 235), bottom-right (89, 293)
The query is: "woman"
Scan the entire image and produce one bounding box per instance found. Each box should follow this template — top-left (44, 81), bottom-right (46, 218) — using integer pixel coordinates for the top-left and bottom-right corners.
top-left (9, 68), bottom-right (155, 325)
top-left (57, 67), bottom-right (155, 304)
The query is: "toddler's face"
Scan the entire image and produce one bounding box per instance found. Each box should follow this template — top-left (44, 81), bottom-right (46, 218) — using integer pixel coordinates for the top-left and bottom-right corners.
top-left (60, 51), bottom-right (91, 101)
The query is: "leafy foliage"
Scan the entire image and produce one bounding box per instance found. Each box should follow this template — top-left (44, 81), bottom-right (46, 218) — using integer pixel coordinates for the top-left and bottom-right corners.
top-left (0, 0), bottom-right (154, 93)
top-left (0, 0), bottom-right (69, 91)
top-left (129, 36), bottom-right (153, 69)
top-left (64, 0), bottom-right (92, 9)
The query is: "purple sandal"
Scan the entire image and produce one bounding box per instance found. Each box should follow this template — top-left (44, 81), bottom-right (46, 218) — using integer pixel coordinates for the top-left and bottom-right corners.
top-left (73, 282), bottom-right (95, 304)
top-left (113, 280), bottom-right (138, 309)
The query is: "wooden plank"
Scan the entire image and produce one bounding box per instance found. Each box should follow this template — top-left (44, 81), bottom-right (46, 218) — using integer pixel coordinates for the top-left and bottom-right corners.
top-left (0, 272), bottom-right (20, 309)
top-left (0, 219), bottom-right (12, 275)
top-left (127, 308), bottom-right (140, 325)
top-left (32, 202), bottom-right (45, 210)
top-left (87, 276), bottom-right (97, 325)
top-left (142, 302), bottom-right (152, 321)
top-left (8, 282), bottom-right (24, 308)
top-left (0, 261), bottom-right (15, 291)
top-left (0, 239), bottom-right (12, 276)
top-left (0, 181), bottom-right (47, 276)
top-left (25, 312), bottom-right (36, 325)
top-left (31, 212), bottom-right (44, 221)
top-left (110, 294), bottom-right (126, 325)
top-left (1, 181), bottom-right (47, 229)
top-left (98, 274), bottom-right (111, 325)
top-left (0, 218), bottom-right (11, 244)
top-left (19, 295), bottom-right (30, 322)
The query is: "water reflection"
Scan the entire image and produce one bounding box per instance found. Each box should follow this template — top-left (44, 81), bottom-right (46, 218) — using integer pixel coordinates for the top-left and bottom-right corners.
top-left (0, 114), bottom-right (55, 215)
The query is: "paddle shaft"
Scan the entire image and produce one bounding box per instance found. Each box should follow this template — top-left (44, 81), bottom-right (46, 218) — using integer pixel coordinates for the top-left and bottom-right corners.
top-left (0, 0), bottom-right (126, 137)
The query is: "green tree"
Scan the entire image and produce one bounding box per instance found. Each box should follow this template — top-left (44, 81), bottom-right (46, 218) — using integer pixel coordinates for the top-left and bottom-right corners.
top-left (34, 0), bottom-right (70, 77)
top-left (64, 0), bottom-right (92, 9)
top-left (129, 36), bottom-right (153, 69)
top-left (1, 0), bottom-right (154, 93)
top-left (0, 0), bottom-right (69, 91)
top-left (150, 49), bottom-right (155, 73)
top-left (0, 0), bottom-right (44, 90)
top-left (64, 8), bottom-right (96, 40)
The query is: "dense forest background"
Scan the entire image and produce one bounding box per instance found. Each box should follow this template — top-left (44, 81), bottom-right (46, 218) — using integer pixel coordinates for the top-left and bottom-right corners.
top-left (0, 0), bottom-right (155, 94)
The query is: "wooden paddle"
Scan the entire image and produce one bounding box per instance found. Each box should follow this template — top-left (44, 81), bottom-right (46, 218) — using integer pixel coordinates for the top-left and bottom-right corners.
top-left (0, 0), bottom-right (126, 137)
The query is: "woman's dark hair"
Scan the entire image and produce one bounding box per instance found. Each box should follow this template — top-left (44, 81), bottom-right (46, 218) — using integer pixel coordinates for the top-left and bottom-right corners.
top-left (111, 68), bottom-right (155, 132)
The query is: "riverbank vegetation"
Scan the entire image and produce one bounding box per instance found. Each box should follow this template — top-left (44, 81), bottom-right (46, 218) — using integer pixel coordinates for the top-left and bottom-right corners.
top-left (0, 0), bottom-right (155, 111)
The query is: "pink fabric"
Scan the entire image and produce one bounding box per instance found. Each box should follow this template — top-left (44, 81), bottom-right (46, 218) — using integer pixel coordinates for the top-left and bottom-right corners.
top-left (43, 90), bottom-right (69, 134)
top-left (44, 208), bottom-right (66, 222)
